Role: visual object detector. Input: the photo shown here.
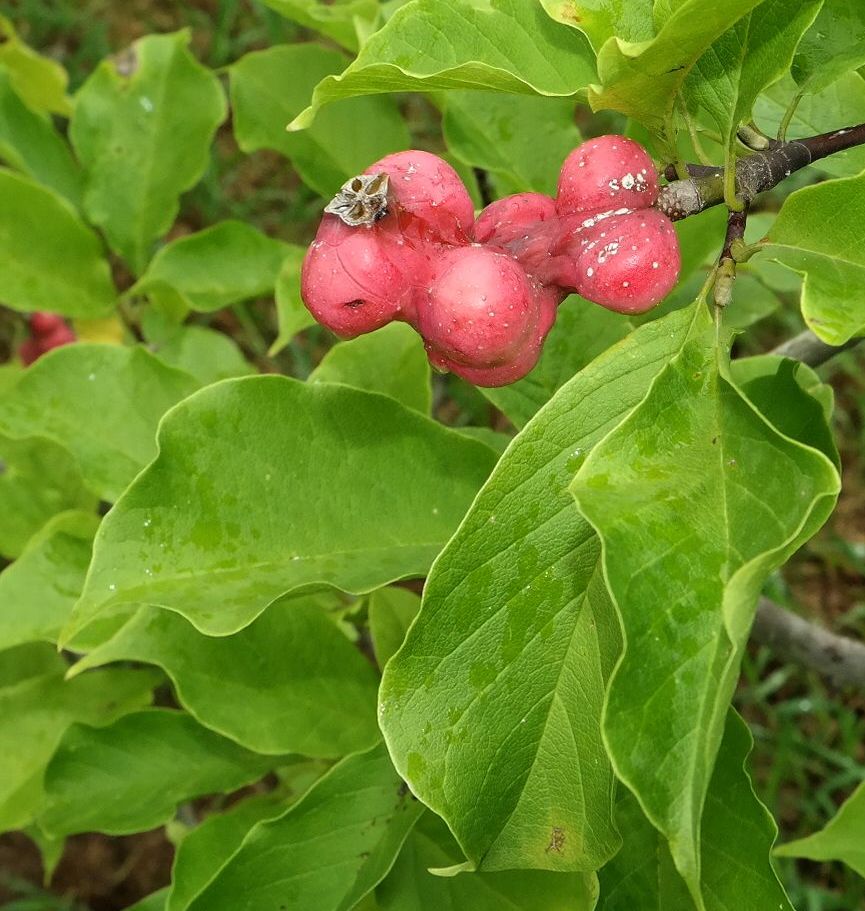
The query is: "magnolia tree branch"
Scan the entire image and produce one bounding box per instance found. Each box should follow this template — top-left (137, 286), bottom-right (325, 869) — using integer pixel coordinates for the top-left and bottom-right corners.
top-left (657, 123), bottom-right (865, 220)
top-left (752, 599), bottom-right (865, 690)
top-left (771, 330), bottom-right (863, 365)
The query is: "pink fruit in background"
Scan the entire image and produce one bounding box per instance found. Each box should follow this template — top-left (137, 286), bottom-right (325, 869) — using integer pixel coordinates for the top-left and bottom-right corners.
top-left (556, 135), bottom-right (659, 215)
top-left (364, 150), bottom-right (475, 244)
top-left (301, 214), bottom-right (433, 337)
top-left (567, 209), bottom-right (681, 314)
top-left (418, 245), bottom-right (539, 369)
top-left (19, 312), bottom-right (76, 365)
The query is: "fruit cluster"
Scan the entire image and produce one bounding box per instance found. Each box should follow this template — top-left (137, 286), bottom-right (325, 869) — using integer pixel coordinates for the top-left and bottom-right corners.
top-left (19, 312), bottom-right (76, 366)
top-left (301, 136), bottom-right (681, 387)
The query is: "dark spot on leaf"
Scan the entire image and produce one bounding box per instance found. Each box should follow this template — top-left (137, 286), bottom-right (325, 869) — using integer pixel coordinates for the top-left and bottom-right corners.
top-left (113, 47), bottom-right (138, 78)
top-left (397, 781), bottom-right (409, 797)
top-left (545, 826), bottom-right (566, 854)
top-left (359, 851), bottom-right (370, 860)
top-left (712, 436), bottom-right (717, 445)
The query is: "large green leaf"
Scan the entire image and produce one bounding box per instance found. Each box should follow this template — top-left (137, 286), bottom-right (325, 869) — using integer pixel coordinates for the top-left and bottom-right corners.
top-left (144, 322), bottom-right (254, 386)
top-left (792, 0), bottom-right (865, 94)
top-left (775, 779), bottom-right (865, 877)
top-left (186, 743), bottom-right (424, 911)
top-left (230, 43), bottom-right (410, 199)
top-left (0, 169), bottom-right (114, 317)
top-left (0, 511), bottom-right (98, 651)
top-left (289, 0), bottom-right (597, 130)
top-left (168, 794), bottom-right (288, 911)
top-left (443, 92), bottom-right (580, 197)
top-left (0, 649), bottom-right (157, 832)
top-left (540, 0), bottom-right (655, 50)
top-left (378, 811), bottom-right (598, 910)
top-left (570, 303), bottom-right (838, 904)
top-left (309, 323), bottom-right (432, 414)
top-left (63, 376), bottom-right (497, 641)
top-left (0, 345), bottom-right (199, 501)
top-left (481, 295), bottom-right (631, 428)
top-left (259, 0), bottom-right (379, 52)
top-left (0, 434), bottom-right (95, 560)
top-left (380, 306), bottom-right (701, 874)
top-left (131, 221), bottom-right (290, 313)
top-left (755, 72), bottom-right (865, 178)
top-left (597, 712), bottom-right (793, 911)
top-left (70, 595), bottom-right (380, 758)
top-left (40, 709), bottom-right (281, 837)
top-left (763, 169), bottom-right (865, 345)
top-left (271, 246), bottom-right (315, 355)
top-left (368, 586), bottom-right (421, 669)
top-left (0, 67), bottom-right (81, 204)
top-left (0, 15), bottom-right (71, 116)
top-left (70, 32), bottom-right (226, 273)
top-left (588, 0), bottom-right (764, 129)
top-left (682, 0), bottom-right (822, 171)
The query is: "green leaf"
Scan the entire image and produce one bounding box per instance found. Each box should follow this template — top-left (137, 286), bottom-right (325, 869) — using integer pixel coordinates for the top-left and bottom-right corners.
top-left (271, 246), bottom-right (315, 355)
top-left (570, 302), bottom-right (839, 903)
top-left (378, 811), bottom-right (598, 910)
top-left (723, 273), bottom-right (780, 330)
top-left (289, 0), bottom-right (597, 131)
top-left (443, 92), bottom-right (580, 196)
top-left (792, 0), bottom-right (865, 94)
top-left (186, 742), bottom-right (424, 911)
top-left (0, 511), bottom-right (99, 651)
top-left (230, 44), bottom-right (410, 198)
top-left (0, 655), bottom-right (157, 832)
top-left (70, 595), bottom-right (380, 758)
top-left (310, 323), bottom-right (432, 414)
top-left (481, 295), bottom-right (631, 428)
top-left (755, 72), bottom-right (865, 178)
top-left (0, 15), bottom-right (72, 116)
top-left (682, 0), bottom-right (822, 172)
top-left (131, 221), bottom-right (290, 313)
top-left (588, 0), bottom-right (764, 130)
top-left (540, 0), bottom-right (655, 50)
top-left (145, 323), bottom-right (254, 386)
top-left (0, 345), bottom-right (199, 501)
top-left (369, 586), bottom-right (421, 669)
top-left (64, 376), bottom-right (497, 640)
top-left (168, 794), bottom-right (288, 911)
top-left (0, 169), bottom-right (115, 317)
top-left (70, 32), bottom-right (226, 273)
top-left (40, 709), bottom-right (282, 837)
top-left (126, 889), bottom-right (169, 911)
top-left (259, 0), bottom-right (379, 52)
top-left (0, 434), bottom-right (95, 560)
top-left (0, 641), bottom-right (65, 688)
top-left (775, 778), bottom-right (865, 877)
top-left (598, 712), bottom-right (793, 911)
top-left (379, 306), bottom-right (702, 874)
top-left (763, 169), bottom-right (865, 345)
top-left (731, 355), bottom-right (839, 469)
top-left (0, 67), bottom-right (81, 205)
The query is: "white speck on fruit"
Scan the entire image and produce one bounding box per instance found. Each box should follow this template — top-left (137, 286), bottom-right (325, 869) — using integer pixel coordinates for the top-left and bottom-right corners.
top-left (586, 267), bottom-right (594, 277)
top-left (652, 261), bottom-right (659, 269)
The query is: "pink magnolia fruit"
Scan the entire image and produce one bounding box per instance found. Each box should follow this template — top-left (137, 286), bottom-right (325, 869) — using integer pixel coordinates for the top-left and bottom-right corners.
top-left (301, 214), bottom-right (433, 337)
top-left (418, 245), bottom-right (539, 369)
top-left (557, 135), bottom-right (658, 215)
top-left (364, 150), bottom-right (475, 244)
top-left (568, 209), bottom-right (681, 314)
top-left (20, 314), bottom-right (76, 365)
